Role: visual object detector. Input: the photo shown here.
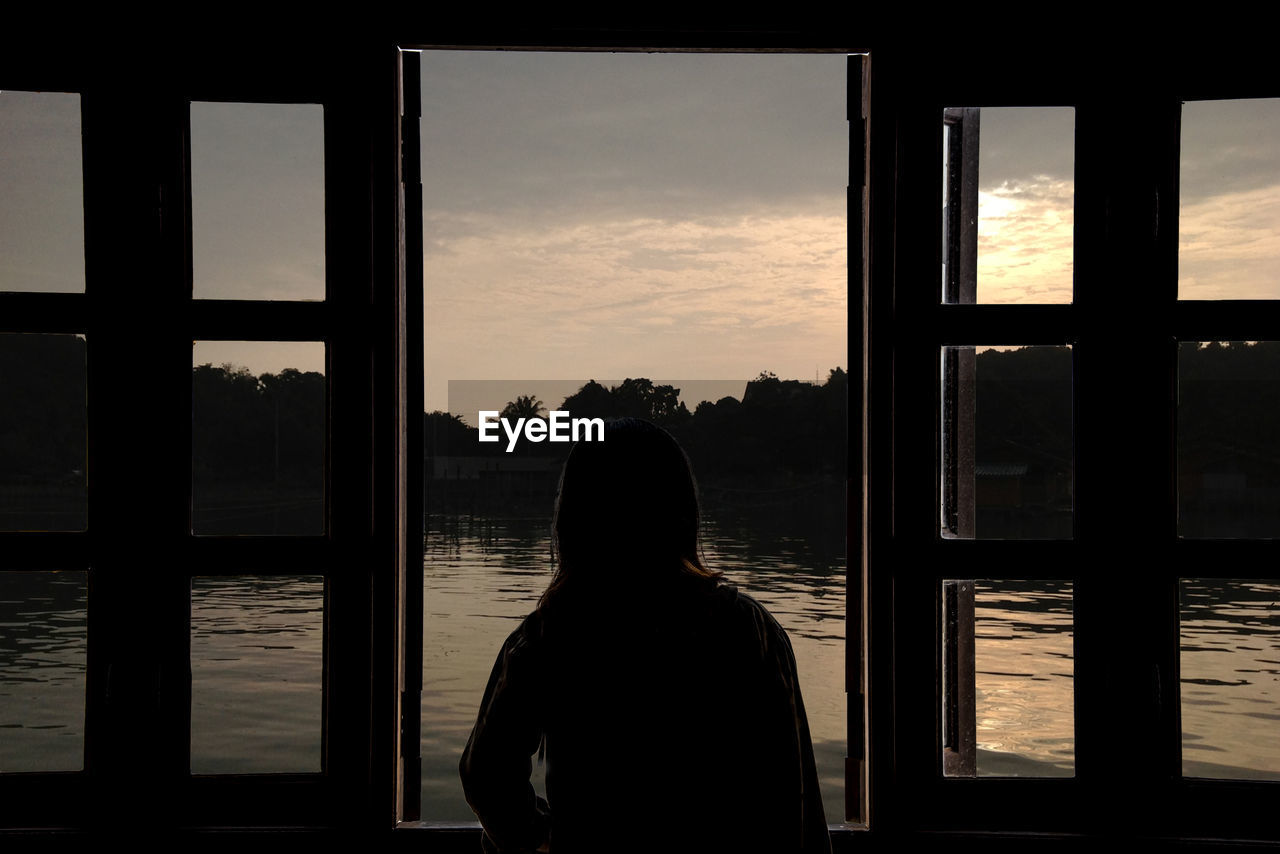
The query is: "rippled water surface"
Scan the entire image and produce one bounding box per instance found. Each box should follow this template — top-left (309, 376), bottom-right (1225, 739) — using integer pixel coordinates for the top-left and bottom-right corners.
top-left (421, 511), bottom-right (847, 822)
top-left (190, 575), bottom-right (325, 774)
top-left (2, 540), bottom-right (1277, 810)
top-left (0, 571), bottom-right (86, 772)
top-left (1181, 579), bottom-right (1280, 779)
top-left (972, 581), bottom-right (1074, 776)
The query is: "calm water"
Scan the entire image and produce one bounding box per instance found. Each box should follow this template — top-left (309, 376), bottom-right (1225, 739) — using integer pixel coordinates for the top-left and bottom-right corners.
top-left (1180, 578), bottom-right (1280, 779)
top-left (421, 512), bottom-right (847, 822)
top-left (190, 575), bottom-right (325, 774)
top-left (2, 536), bottom-right (1278, 809)
top-left (0, 571), bottom-right (86, 772)
top-left (972, 580), bottom-right (1074, 776)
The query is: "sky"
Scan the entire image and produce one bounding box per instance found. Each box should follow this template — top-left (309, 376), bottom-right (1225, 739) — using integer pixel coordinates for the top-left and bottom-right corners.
top-left (972, 106), bottom-right (1075, 304)
top-left (0, 91), bottom-right (84, 293)
top-left (6, 75), bottom-right (1280, 397)
top-left (965, 99), bottom-right (1280, 305)
top-left (419, 50), bottom-right (849, 415)
top-left (190, 101), bottom-right (325, 302)
top-left (1180, 98), bottom-right (1280, 300)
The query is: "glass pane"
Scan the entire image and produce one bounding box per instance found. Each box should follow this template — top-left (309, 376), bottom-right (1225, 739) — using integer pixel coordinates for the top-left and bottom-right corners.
top-left (190, 575), bottom-right (323, 773)
top-left (0, 333), bottom-right (87, 531)
top-left (1180, 579), bottom-right (1280, 779)
top-left (941, 579), bottom-right (1074, 777)
top-left (192, 341), bottom-right (325, 535)
top-left (0, 90), bottom-right (84, 293)
top-left (190, 102), bottom-right (324, 300)
top-left (1180, 98), bottom-right (1280, 300)
top-left (940, 345), bottom-right (1073, 539)
top-left (422, 51), bottom-right (849, 822)
top-left (1178, 341), bottom-right (1280, 537)
top-left (421, 515), bottom-right (550, 816)
top-left (0, 570), bottom-right (87, 772)
top-left (942, 106), bottom-right (1074, 304)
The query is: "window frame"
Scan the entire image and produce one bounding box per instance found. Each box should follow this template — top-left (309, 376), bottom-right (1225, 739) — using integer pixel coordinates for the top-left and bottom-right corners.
top-left (0, 41), bottom-right (406, 830)
top-left (398, 39), bottom-right (867, 845)
top-left (870, 48), bottom-right (1280, 843)
top-left (16, 24), bottom-right (1280, 852)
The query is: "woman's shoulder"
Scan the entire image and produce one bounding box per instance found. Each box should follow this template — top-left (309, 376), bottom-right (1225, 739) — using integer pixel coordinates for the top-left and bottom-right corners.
top-left (509, 609), bottom-right (547, 647)
top-left (701, 582), bottom-right (794, 657)
top-left (708, 580), bottom-right (780, 623)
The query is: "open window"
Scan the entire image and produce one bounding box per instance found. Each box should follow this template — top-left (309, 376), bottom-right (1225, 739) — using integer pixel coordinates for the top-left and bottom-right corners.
top-left (0, 45), bottom-right (403, 830)
top-left (872, 48), bottom-right (1280, 842)
top-left (401, 47), bottom-right (866, 833)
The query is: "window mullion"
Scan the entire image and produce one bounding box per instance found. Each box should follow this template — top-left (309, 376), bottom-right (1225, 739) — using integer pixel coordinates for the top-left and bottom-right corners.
top-left (81, 87), bottom-right (193, 825)
top-left (1071, 97), bottom-right (1182, 830)
top-left (399, 47), bottom-right (425, 825)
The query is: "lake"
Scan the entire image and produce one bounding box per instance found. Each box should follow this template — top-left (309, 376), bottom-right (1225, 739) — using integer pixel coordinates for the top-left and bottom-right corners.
top-left (1, 523), bottom-right (1277, 820)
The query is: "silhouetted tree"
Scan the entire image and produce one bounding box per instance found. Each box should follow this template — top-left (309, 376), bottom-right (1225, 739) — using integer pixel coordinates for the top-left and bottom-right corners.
top-left (424, 411), bottom-right (473, 457)
top-left (559, 381), bottom-right (614, 420)
top-left (501, 395), bottom-right (545, 421)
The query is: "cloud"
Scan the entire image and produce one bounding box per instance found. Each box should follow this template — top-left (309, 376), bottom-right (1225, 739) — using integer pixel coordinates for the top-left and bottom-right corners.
top-left (419, 51), bottom-right (848, 223)
top-left (1179, 182), bottom-right (1280, 299)
top-left (422, 206), bottom-right (847, 411)
top-left (976, 177), bottom-right (1074, 304)
top-left (190, 102), bottom-right (325, 301)
top-left (1182, 99), bottom-right (1280, 203)
top-left (416, 52), bottom-right (850, 412)
top-left (974, 107), bottom-right (1075, 190)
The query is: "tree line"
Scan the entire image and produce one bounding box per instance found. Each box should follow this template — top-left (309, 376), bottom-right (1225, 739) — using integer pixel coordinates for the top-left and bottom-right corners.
top-left (425, 371), bottom-right (849, 490)
top-left (4, 335), bottom-right (1278, 505)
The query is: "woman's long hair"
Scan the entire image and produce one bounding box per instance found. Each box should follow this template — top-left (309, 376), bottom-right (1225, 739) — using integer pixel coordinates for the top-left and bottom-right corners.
top-left (538, 417), bottom-right (721, 611)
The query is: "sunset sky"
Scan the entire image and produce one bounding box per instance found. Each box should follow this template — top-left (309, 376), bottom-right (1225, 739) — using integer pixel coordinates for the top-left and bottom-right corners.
top-left (419, 50), bottom-right (849, 415)
top-left (5, 71), bottom-right (1280, 408)
top-left (972, 106), bottom-right (1075, 304)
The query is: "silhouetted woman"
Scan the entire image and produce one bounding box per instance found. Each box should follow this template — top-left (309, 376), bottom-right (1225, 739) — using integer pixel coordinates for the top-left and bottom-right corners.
top-left (460, 418), bottom-right (830, 853)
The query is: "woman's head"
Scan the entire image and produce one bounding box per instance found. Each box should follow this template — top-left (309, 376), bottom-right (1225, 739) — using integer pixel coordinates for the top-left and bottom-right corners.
top-left (542, 418), bottom-right (717, 606)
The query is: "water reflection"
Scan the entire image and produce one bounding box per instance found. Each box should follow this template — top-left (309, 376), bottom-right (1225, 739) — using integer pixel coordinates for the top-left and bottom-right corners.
top-left (190, 576), bottom-right (324, 774)
top-left (1181, 579), bottom-right (1280, 779)
top-left (422, 511), bottom-right (846, 823)
top-left (5, 548), bottom-right (1277, 805)
top-left (0, 571), bottom-right (86, 772)
top-left (973, 581), bottom-right (1074, 776)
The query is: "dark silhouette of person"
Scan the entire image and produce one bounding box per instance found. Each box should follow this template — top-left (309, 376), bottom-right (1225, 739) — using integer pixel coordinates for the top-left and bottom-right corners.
top-left (460, 418), bottom-right (831, 853)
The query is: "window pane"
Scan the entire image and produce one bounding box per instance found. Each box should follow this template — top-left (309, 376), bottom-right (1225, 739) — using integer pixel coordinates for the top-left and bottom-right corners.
top-left (1180, 98), bottom-right (1280, 300)
top-left (940, 346), bottom-right (1073, 539)
top-left (0, 90), bottom-right (84, 294)
top-left (0, 570), bottom-right (87, 772)
top-left (942, 106), bottom-right (1074, 304)
top-left (422, 515), bottom-right (549, 818)
top-left (0, 333), bottom-right (87, 531)
top-left (1178, 341), bottom-right (1280, 537)
top-left (941, 579), bottom-right (1074, 777)
top-left (422, 51), bottom-right (849, 822)
top-left (192, 341), bottom-right (325, 535)
top-left (1180, 578), bottom-right (1280, 779)
top-left (190, 102), bottom-right (324, 301)
top-left (190, 575), bottom-right (323, 773)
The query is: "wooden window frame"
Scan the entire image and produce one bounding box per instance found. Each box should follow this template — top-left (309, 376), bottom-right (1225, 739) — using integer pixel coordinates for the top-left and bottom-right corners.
top-left (0, 41), bottom-right (405, 832)
top-left (1, 29), bottom-right (868, 849)
top-left (870, 47), bottom-right (1280, 845)
top-left (29, 25), bottom-right (1280, 852)
top-left (397, 37), bottom-right (867, 851)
